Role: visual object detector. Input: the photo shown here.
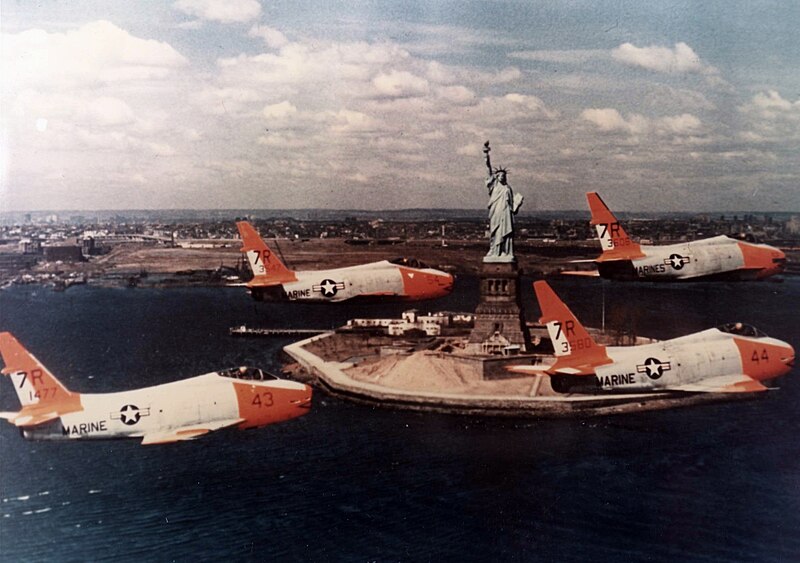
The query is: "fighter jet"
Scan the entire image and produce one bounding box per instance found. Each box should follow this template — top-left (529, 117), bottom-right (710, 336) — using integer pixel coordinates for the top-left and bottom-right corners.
top-left (573, 192), bottom-right (786, 281)
top-left (0, 332), bottom-right (312, 444)
top-left (508, 281), bottom-right (794, 394)
top-left (237, 221), bottom-right (454, 302)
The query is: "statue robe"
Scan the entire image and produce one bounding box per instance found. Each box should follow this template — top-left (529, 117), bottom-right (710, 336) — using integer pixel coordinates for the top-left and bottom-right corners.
top-left (485, 174), bottom-right (519, 260)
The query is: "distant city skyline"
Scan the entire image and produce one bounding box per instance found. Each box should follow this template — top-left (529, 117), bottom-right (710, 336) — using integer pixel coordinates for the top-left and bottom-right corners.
top-left (2, 1), bottom-right (799, 212)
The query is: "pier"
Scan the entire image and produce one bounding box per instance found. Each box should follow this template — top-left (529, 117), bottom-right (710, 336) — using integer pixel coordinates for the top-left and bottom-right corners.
top-left (229, 325), bottom-right (326, 337)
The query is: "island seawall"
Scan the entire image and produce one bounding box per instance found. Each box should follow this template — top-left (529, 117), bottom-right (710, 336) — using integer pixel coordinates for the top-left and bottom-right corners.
top-left (283, 332), bottom-right (759, 418)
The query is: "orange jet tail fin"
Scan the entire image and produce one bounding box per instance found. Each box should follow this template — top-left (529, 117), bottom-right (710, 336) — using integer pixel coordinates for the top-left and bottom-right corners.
top-left (586, 192), bottom-right (645, 261)
top-left (236, 221), bottom-right (298, 285)
top-left (0, 332), bottom-right (82, 424)
top-left (533, 281), bottom-right (612, 375)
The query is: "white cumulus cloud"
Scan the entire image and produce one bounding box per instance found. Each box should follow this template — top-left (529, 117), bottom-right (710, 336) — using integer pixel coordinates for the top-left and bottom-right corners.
top-left (329, 109), bottom-right (382, 133)
top-left (435, 85), bottom-right (475, 104)
top-left (581, 108), bottom-right (648, 134)
top-left (745, 90), bottom-right (800, 118)
top-left (2, 21), bottom-right (187, 90)
top-left (191, 87), bottom-right (265, 116)
top-left (84, 97), bottom-right (136, 126)
top-left (248, 25), bottom-right (289, 49)
top-left (658, 113), bottom-right (702, 134)
top-left (262, 101), bottom-right (298, 119)
top-left (738, 90), bottom-right (800, 143)
top-left (471, 93), bottom-right (558, 123)
top-left (173, 0), bottom-right (261, 23)
top-left (581, 108), bottom-right (702, 137)
top-left (372, 70), bottom-right (430, 98)
top-left (612, 42), bottom-right (715, 74)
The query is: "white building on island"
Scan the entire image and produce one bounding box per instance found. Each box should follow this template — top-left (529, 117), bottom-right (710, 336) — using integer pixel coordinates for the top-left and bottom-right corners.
top-left (345, 310), bottom-right (474, 337)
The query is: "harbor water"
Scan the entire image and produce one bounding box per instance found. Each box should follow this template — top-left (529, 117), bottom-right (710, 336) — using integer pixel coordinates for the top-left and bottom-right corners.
top-left (1, 278), bottom-right (799, 561)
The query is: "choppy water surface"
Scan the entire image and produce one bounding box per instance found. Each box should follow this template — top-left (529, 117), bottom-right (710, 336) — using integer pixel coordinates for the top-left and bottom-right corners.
top-left (1, 278), bottom-right (799, 561)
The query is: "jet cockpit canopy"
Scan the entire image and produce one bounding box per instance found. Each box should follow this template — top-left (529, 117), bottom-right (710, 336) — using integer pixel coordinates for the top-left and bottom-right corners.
top-left (717, 322), bottom-right (766, 338)
top-left (389, 257), bottom-right (430, 269)
top-left (218, 366), bottom-right (280, 381)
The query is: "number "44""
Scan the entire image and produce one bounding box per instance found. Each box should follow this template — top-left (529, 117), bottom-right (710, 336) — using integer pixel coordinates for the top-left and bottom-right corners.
top-left (751, 349), bottom-right (769, 363)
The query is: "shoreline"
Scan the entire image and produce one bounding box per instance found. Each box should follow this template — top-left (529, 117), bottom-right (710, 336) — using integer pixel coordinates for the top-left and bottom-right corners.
top-left (3, 239), bottom-right (797, 291)
top-left (283, 332), bottom-right (763, 418)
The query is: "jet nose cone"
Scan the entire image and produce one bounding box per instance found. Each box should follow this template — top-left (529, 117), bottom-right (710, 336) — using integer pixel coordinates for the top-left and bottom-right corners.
top-left (427, 271), bottom-right (454, 297)
top-left (741, 242), bottom-right (785, 279)
top-left (290, 385), bottom-right (313, 411)
top-left (782, 343), bottom-right (795, 369)
top-left (773, 249), bottom-right (787, 272)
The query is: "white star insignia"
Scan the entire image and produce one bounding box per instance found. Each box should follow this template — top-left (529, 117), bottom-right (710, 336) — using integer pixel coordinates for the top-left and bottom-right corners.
top-left (645, 360), bottom-right (662, 377)
top-left (320, 280), bottom-right (336, 295)
top-left (120, 405), bottom-right (140, 424)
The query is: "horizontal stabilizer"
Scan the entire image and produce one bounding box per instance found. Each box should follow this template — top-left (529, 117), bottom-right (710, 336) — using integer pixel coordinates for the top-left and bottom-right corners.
top-left (672, 375), bottom-right (769, 393)
top-left (246, 278), bottom-right (283, 288)
top-left (506, 364), bottom-right (554, 376)
top-left (506, 363), bottom-right (598, 376)
top-left (0, 409), bottom-right (60, 427)
top-left (552, 365), bottom-right (595, 376)
top-left (141, 418), bottom-right (244, 445)
top-left (560, 270), bottom-right (600, 277)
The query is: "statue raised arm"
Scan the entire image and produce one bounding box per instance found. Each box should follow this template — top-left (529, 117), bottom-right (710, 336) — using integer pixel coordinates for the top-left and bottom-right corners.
top-left (483, 140), bottom-right (493, 177)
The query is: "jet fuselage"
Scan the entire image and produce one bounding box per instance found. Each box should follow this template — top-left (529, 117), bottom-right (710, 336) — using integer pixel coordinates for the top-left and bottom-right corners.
top-left (0, 331), bottom-right (313, 445)
top-left (510, 282), bottom-right (794, 396)
top-left (587, 192), bottom-right (786, 281)
top-left (18, 371), bottom-right (312, 443)
top-left (597, 235), bottom-right (786, 281)
top-left (550, 327), bottom-right (793, 394)
top-left (238, 221), bottom-right (454, 302)
top-left (247, 260), bottom-right (454, 302)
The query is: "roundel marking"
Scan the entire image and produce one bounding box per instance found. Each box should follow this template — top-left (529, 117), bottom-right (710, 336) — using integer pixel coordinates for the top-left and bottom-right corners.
top-left (637, 357), bottom-right (672, 380)
top-left (666, 254), bottom-right (689, 270)
top-left (119, 404), bottom-right (142, 425)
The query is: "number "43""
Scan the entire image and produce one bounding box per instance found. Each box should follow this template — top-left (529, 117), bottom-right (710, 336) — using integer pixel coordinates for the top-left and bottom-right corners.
top-left (251, 391), bottom-right (274, 407)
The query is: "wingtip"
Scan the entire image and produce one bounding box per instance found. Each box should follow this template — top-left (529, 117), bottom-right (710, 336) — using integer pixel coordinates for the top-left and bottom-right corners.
top-left (532, 279), bottom-right (550, 292)
top-left (586, 191), bottom-right (615, 223)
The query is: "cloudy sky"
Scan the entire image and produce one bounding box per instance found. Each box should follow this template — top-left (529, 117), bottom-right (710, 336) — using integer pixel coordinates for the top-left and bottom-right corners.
top-left (2, 0), bottom-right (799, 212)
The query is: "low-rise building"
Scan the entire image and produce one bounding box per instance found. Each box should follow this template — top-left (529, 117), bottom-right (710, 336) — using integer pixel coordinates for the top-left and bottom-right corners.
top-left (346, 310), bottom-right (475, 337)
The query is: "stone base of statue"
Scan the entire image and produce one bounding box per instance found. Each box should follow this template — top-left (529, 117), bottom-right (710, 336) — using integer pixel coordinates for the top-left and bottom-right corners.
top-left (466, 260), bottom-right (530, 355)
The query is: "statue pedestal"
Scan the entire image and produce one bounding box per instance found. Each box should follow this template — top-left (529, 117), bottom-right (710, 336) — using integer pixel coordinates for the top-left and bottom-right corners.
top-left (466, 261), bottom-right (530, 355)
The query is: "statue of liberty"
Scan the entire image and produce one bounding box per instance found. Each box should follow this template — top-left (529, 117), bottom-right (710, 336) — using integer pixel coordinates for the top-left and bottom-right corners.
top-left (482, 141), bottom-right (523, 262)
